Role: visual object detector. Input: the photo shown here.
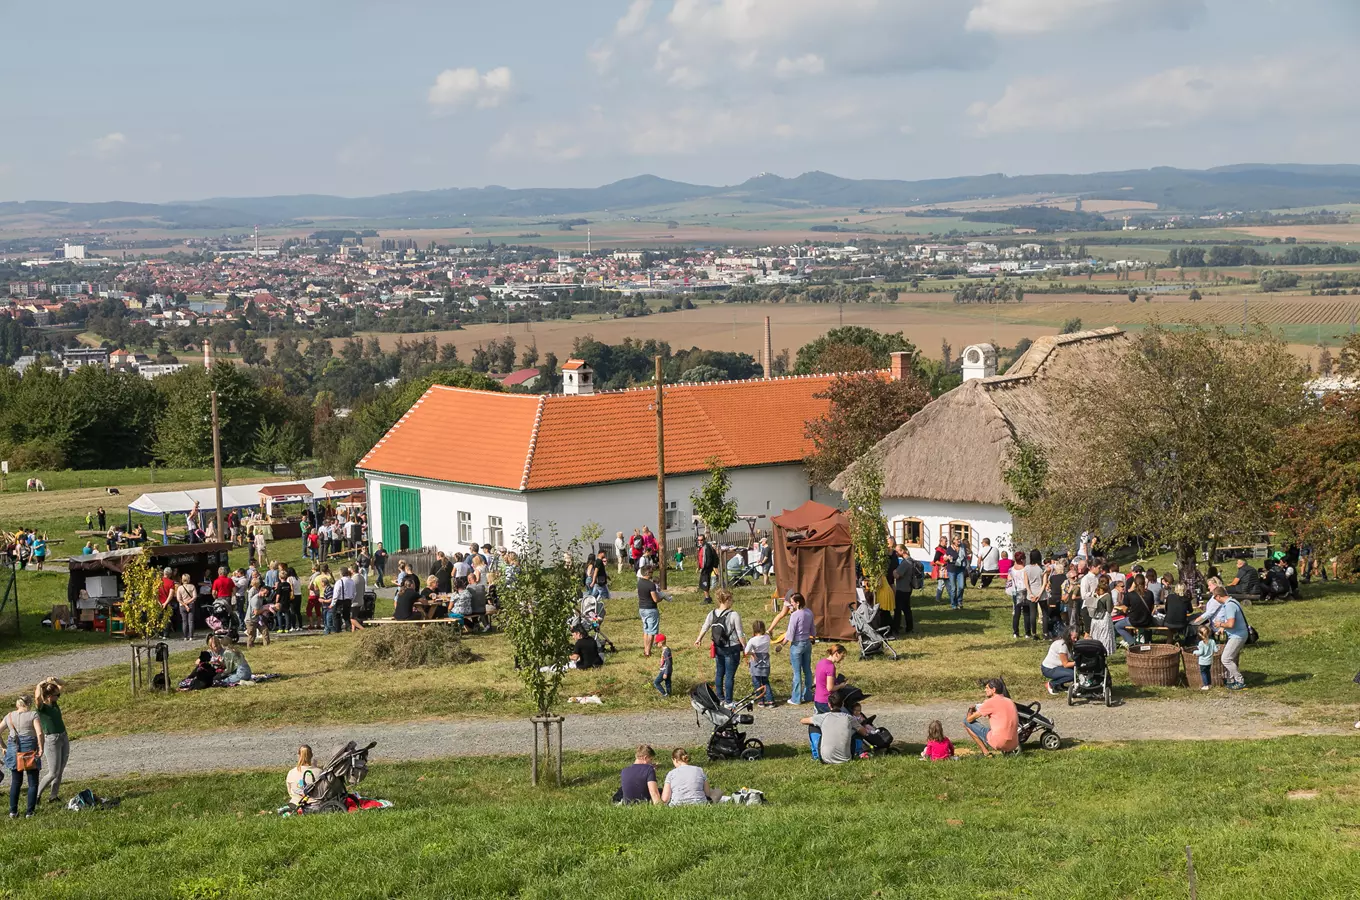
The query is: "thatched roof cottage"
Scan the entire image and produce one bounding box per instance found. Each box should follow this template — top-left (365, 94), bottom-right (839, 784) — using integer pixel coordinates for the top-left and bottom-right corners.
top-left (833, 328), bottom-right (1129, 562)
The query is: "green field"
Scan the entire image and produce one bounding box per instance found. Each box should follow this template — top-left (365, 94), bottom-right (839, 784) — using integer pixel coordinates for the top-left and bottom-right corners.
top-left (0, 738), bottom-right (1357, 898)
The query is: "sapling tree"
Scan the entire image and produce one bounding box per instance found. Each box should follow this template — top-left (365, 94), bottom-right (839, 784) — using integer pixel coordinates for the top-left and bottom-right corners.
top-left (691, 458), bottom-right (738, 583)
top-left (843, 450), bottom-right (892, 594)
top-left (496, 523), bottom-right (586, 785)
top-left (122, 549), bottom-right (171, 640)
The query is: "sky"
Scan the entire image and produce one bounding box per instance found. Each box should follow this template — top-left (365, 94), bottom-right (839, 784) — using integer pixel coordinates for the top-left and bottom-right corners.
top-left (2, 0), bottom-right (1357, 203)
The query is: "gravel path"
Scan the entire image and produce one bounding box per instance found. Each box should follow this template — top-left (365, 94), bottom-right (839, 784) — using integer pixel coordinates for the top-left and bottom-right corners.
top-left (0, 629), bottom-right (334, 696)
top-left (0, 645), bottom-right (133, 695)
top-left (58, 696), bottom-right (1340, 781)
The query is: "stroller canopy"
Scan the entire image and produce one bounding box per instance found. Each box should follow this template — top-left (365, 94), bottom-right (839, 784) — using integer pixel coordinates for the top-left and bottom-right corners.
top-left (771, 501), bottom-right (856, 640)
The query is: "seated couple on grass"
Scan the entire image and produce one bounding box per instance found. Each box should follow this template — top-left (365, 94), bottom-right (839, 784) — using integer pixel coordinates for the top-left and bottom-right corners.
top-left (538, 625), bottom-right (605, 673)
top-left (614, 746), bottom-right (723, 806)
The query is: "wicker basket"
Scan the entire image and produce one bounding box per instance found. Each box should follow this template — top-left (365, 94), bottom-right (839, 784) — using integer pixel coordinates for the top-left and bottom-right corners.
top-left (1126, 643), bottom-right (1182, 687)
top-left (1182, 647), bottom-right (1226, 688)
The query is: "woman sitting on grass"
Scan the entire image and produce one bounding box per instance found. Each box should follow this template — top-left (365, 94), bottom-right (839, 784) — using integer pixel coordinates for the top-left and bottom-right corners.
top-left (286, 745), bottom-right (322, 807)
top-left (660, 748), bottom-right (722, 806)
top-left (220, 638), bottom-right (252, 685)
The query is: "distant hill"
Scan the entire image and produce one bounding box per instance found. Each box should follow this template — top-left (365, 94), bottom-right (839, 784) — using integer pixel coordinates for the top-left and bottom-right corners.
top-left (7, 164), bottom-right (1360, 230)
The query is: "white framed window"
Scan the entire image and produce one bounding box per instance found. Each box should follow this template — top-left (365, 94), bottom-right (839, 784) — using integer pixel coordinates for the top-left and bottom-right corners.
top-left (458, 511), bottom-right (472, 544)
top-left (894, 518), bottom-right (924, 548)
top-left (485, 516), bottom-right (504, 548)
top-left (664, 500), bottom-right (679, 531)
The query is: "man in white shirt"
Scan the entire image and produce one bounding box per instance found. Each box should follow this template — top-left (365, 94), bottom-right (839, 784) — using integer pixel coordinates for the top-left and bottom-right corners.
top-left (326, 568), bottom-right (352, 635)
top-left (350, 566), bottom-right (367, 629)
top-left (1079, 562), bottom-right (1099, 625)
top-left (253, 531), bottom-right (267, 569)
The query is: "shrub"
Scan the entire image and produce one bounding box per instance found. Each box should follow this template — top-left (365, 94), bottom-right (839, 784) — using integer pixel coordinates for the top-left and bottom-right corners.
top-left (8, 438), bottom-right (66, 470)
top-left (350, 625), bottom-right (475, 669)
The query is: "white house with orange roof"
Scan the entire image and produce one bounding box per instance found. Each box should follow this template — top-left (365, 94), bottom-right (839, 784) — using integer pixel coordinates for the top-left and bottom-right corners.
top-left (354, 359), bottom-right (873, 553)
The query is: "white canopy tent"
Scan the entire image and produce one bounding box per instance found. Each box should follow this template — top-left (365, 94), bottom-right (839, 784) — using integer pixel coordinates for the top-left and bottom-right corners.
top-left (127, 476), bottom-right (339, 543)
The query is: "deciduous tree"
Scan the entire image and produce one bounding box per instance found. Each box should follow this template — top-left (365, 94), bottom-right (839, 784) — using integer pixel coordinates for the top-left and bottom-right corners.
top-left (804, 370), bottom-right (931, 487)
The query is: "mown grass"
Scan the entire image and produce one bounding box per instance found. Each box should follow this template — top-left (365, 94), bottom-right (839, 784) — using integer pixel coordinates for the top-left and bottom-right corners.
top-left (40, 568), bottom-right (1360, 739)
top-left (0, 737), bottom-right (1358, 899)
top-left (0, 467), bottom-right (272, 494)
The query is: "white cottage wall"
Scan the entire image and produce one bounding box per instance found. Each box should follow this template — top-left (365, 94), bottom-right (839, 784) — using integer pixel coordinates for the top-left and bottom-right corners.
top-left (882, 498), bottom-right (1013, 563)
top-left (364, 475), bottom-right (529, 552)
top-left (529, 464), bottom-right (815, 549)
top-left (367, 465), bottom-right (815, 554)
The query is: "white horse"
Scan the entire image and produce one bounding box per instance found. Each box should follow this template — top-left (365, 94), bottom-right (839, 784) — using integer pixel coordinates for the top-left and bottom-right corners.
top-left (25, 478), bottom-right (45, 492)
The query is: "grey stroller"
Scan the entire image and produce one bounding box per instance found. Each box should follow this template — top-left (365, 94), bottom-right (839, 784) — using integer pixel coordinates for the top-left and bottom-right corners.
top-left (849, 597), bottom-right (898, 660)
top-left (286, 741), bottom-right (392, 815)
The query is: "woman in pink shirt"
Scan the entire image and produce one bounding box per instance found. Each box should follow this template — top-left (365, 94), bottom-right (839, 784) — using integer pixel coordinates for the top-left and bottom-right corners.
top-left (963, 678), bottom-right (1020, 757)
top-left (813, 644), bottom-right (845, 713)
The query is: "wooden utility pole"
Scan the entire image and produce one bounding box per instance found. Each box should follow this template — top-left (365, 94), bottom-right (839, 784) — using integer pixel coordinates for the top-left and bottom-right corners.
top-left (210, 390), bottom-right (224, 543)
top-left (654, 355), bottom-right (667, 590)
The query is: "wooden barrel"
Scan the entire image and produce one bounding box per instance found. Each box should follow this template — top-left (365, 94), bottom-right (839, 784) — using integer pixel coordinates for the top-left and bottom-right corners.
top-left (1182, 647), bottom-right (1226, 688)
top-left (1126, 643), bottom-right (1181, 687)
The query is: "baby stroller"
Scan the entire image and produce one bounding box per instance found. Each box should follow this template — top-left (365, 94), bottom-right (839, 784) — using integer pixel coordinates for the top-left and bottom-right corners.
top-left (205, 597), bottom-right (239, 645)
top-left (1067, 638), bottom-right (1113, 707)
top-left (836, 685), bottom-right (895, 755)
top-left (287, 740), bottom-right (391, 815)
top-left (724, 554), bottom-right (758, 588)
top-left (1014, 701), bottom-right (1062, 751)
top-left (690, 682), bottom-right (764, 761)
top-left (849, 597), bottom-right (898, 661)
top-left (570, 595), bottom-right (616, 655)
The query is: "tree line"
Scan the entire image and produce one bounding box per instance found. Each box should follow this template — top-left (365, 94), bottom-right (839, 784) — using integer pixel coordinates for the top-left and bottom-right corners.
top-left (1166, 245), bottom-right (1360, 268)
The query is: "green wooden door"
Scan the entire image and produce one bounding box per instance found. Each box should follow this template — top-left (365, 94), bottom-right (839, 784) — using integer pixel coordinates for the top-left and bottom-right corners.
top-left (380, 484), bottom-right (422, 551)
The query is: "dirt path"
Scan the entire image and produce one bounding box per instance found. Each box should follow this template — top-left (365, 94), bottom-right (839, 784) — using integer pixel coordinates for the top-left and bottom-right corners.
top-left (58, 696), bottom-right (1340, 781)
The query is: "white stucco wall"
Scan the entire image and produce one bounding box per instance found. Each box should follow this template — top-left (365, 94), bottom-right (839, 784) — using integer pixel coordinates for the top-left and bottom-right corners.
top-left (529, 464), bottom-right (816, 550)
top-left (365, 474), bottom-right (528, 552)
top-left (366, 464), bottom-right (817, 553)
top-left (882, 498), bottom-right (1014, 563)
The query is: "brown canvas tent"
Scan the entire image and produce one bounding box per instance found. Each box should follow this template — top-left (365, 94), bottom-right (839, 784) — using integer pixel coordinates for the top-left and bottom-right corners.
top-left (771, 501), bottom-right (856, 640)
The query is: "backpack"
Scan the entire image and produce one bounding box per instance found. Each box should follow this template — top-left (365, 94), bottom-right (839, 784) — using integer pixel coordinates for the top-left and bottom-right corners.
top-left (710, 610), bottom-right (732, 647)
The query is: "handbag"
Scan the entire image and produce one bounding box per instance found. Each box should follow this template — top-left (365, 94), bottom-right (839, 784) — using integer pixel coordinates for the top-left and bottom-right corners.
top-left (15, 750), bottom-right (38, 771)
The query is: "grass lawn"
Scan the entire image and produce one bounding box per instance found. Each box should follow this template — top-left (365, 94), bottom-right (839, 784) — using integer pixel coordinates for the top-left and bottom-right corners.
top-left (36, 565), bottom-right (1360, 739)
top-left (0, 467), bottom-right (272, 494)
top-left (0, 737), bottom-right (1358, 898)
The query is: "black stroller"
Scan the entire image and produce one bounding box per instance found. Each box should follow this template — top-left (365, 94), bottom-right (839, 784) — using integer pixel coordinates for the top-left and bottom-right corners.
top-left (1014, 701), bottom-right (1062, 751)
top-left (287, 741), bottom-right (391, 815)
top-left (690, 683), bottom-right (764, 761)
top-left (1067, 638), bottom-right (1114, 707)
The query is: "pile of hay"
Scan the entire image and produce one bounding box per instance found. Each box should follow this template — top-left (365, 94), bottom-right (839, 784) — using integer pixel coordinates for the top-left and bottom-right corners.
top-left (350, 626), bottom-right (476, 669)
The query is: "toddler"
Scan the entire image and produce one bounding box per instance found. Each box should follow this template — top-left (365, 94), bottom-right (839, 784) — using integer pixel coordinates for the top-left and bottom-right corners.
top-left (1195, 625), bottom-right (1218, 691)
top-left (921, 720), bottom-right (955, 761)
top-left (673, 548), bottom-right (685, 571)
top-left (653, 633), bottom-right (672, 697)
top-left (744, 620), bottom-right (776, 707)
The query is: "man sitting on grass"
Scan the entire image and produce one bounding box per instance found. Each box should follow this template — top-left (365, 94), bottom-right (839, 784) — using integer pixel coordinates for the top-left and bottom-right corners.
top-left (800, 689), bottom-right (872, 764)
top-left (963, 678), bottom-right (1020, 758)
top-left (1225, 558), bottom-right (1261, 602)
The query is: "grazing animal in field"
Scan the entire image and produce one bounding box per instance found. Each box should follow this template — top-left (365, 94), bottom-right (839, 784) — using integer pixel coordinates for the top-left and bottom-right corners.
top-left (26, 478), bottom-right (44, 492)
top-left (106, 487), bottom-right (120, 495)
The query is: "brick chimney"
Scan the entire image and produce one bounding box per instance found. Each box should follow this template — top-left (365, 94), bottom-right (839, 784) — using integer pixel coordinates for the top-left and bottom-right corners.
top-left (889, 351), bottom-right (909, 381)
top-left (763, 316), bottom-right (773, 379)
top-left (203, 339), bottom-right (212, 370)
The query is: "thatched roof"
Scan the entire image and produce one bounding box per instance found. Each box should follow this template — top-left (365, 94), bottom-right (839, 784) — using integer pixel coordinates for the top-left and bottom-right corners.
top-left (833, 327), bottom-right (1128, 505)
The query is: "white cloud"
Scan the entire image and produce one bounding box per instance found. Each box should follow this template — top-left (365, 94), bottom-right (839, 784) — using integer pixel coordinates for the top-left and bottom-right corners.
top-left (592, 0), bottom-right (981, 86)
top-left (615, 0), bottom-right (653, 36)
top-left (774, 53), bottom-right (825, 79)
top-left (969, 56), bottom-right (1359, 135)
top-left (427, 66), bottom-right (515, 112)
top-left (92, 132), bottom-right (128, 157)
top-left (965, 0), bottom-right (1204, 35)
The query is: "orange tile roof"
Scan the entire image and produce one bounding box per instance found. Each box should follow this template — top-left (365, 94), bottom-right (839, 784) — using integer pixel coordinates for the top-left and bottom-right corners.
top-left (357, 388), bottom-right (543, 490)
top-left (356, 374), bottom-right (849, 491)
top-left (561, 359), bottom-right (589, 371)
